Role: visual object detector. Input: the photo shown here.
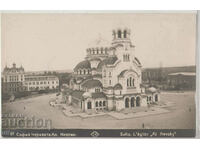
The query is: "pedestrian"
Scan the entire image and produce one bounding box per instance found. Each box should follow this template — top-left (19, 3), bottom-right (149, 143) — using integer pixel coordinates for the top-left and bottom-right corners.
top-left (142, 123), bottom-right (145, 129)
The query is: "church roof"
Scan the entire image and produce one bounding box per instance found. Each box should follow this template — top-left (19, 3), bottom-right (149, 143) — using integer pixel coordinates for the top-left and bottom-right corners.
top-left (92, 74), bottom-right (102, 78)
top-left (168, 72), bottom-right (196, 76)
top-left (3, 64), bottom-right (25, 73)
top-left (114, 83), bottom-right (123, 90)
top-left (97, 56), bottom-right (118, 70)
top-left (118, 70), bottom-right (128, 77)
top-left (74, 60), bottom-right (91, 71)
top-left (118, 69), bottom-right (139, 78)
top-left (91, 92), bottom-right (106, 99)
top-left (71, 90), bottom-right (85, 100)
top-left (62, 88), bottom-right (73, 95)
top-left (134, 57), bottom-right (141, 65)
top-left (104, 86), bottom-right (114, 90)
top-left (82, 79), bottom-right (103, 89)
top-left (90, 57), bottom-right (101, 61)
top-left (91, 68), bottom-right (97, 70)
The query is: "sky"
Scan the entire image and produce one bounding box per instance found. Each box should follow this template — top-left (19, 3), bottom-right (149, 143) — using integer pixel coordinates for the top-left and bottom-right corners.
top-left (1, 12), bottom-right (196, 72)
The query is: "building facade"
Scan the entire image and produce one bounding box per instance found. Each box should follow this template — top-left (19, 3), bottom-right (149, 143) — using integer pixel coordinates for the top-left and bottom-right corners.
top-left (2, 63), bottom-right (59, 95)
top-left (167, 72), bottom-right (196, 90)
top-left (63, 28), bottom-right (160, 113)
top-left (142, 66), bottom-right (196, 84)
top-left (2, 63), bottom-right (26, 93)
top-left (24, 75), bottom-right (59, 91)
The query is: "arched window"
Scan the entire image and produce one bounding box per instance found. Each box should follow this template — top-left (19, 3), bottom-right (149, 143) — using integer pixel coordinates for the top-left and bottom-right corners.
top-left (124, 30), bottom-right (127, 38)
top-left (123, 54), bottom-right (130, 62)
top-left (84, 70), bottom-right (86, 74)
top-left (97, 49), bottom-right (99, 54)
top-left (136, 97), bottom-right (140, 107)
top-left (103, 101), bottom-right (106, 106)
top-left (132, 78), bottom-right (134, 86)
top-left (118, 30), bottom-right (121, 38)
top-left (127, 77), bottom-right (134, 87)
top-left (88, 70), bottom-right (90, 74)
top-left (127, 78), bottom-right (129, 86)
top-left (125, 98), bottom-right (129, 108)
top-left (87, 101), bottom-right (92, 109)
top-left (131, 97), bottom-right (135, 107)
top-left (95, 101), bottom-right (98, 107)
top-left (99, 101), bottom-right (102, 107)
top-left (155, 94), bottom-right (158, 102)
top-left (130, 77), bottom-right (132, 86)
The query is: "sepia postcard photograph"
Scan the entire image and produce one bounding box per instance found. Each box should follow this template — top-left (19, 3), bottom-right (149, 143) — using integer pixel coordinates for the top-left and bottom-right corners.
top-left (1, 11), bottom-right (197, 137)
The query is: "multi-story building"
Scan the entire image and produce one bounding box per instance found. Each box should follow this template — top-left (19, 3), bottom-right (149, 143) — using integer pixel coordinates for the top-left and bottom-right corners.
top-left (63, 28), bottom-right (160, 113)
top-left (142, 66), bottom-right (196, 83)
top-left (167, 72), bottom-right (196, 90)
top-left (2, 63), bottom-right (26, 94)
top-left (24, 75), bottom-right (59, 91)
top-left (2, 63), bottom-right (59, 95)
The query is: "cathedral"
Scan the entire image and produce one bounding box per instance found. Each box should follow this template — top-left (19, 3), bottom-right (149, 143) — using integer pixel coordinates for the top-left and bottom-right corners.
top-left (63, 28), bottom-right (160, 112)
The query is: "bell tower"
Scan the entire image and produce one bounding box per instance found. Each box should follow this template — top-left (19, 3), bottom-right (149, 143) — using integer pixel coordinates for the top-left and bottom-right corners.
top-left (112, 28), bottom-right (132, 47)
top-left (111, 28), bottom-right (135, 63)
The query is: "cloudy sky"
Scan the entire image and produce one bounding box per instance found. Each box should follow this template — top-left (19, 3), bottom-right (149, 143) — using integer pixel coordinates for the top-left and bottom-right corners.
top-left (1, 12), bottom-right (196, 71)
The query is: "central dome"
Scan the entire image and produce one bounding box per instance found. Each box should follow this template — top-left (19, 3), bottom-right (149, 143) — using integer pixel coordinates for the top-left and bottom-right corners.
top-left (74, 60), bottom-right (91, 71)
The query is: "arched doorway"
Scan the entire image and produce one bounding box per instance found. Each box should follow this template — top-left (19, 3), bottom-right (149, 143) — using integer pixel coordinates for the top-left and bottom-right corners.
top-left (155, 94), bottom-right (158, 102)
top-left (131, 97), bottom-right (135, 107)
top-left (136, 97), bottom-right (140, 107)
top-left (125, 98), bottom-right (129, 108)
top-left (87, 101), bottom-right (92, 109)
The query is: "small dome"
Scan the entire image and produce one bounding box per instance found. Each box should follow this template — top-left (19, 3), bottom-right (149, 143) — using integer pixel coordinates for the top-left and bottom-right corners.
top-left (97, 56), bottom-right (118, 71)
top-left (114, 83), bottom-right (123, 90)
top-left (74, 60), bottom-right (91, 71)
top-left (82, 79), bottom-right (102, 89)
